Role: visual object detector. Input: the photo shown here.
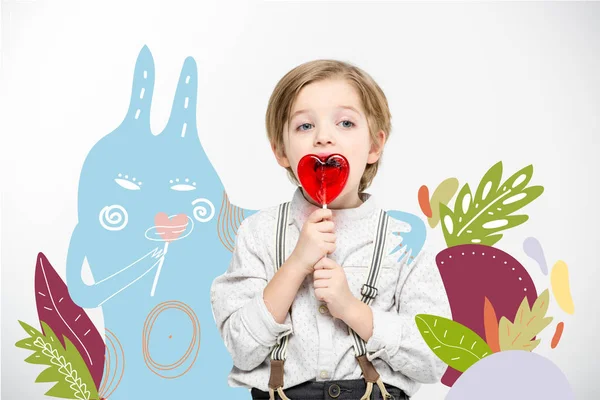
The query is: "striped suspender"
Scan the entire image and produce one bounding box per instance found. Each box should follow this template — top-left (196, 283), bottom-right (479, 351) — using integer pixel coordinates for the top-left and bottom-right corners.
top-left (349, 209), bottom-right (389, 356)
top-left (267, 204), bottom-right (393, 400)
top-left (268, 202), bottom-right (292, 400)
top-left (270, 202), bottom-right (291, 362)
top-left (351, 210), bottom-right (395, 400)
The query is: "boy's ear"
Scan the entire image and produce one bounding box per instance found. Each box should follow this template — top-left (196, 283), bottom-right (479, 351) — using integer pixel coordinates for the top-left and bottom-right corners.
top-left (367, 130), bottom-right (387, 164)
top-left (272, 143), bottom-right (291, 168)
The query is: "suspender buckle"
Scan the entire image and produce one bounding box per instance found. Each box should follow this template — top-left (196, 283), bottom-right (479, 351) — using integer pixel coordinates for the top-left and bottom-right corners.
top-left (360, 284), bottom-right (379, 299)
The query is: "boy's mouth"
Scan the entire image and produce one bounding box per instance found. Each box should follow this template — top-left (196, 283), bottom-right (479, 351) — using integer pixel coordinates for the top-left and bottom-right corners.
top-left (316, 152), bottom-right (335, 158)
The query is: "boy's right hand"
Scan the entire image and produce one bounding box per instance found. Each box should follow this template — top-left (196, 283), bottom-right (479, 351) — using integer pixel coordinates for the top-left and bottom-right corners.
top-left (289, 208), bottom-right (336, 276)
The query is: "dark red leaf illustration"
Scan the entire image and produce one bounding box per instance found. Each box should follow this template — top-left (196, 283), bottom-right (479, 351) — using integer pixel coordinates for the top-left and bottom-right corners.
top-left (35, 252), bottom-right (105, 389)
top-left (435, 244), bottom-right (538, 386)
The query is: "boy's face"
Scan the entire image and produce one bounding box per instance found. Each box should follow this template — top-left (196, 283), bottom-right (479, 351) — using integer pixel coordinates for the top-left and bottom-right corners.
top-left (273, 78), bottom-right (385, 200)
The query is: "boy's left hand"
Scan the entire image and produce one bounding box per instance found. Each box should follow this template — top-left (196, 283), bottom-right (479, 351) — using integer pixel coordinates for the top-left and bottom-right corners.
top-left (313, 257), bottom-right (357, 321)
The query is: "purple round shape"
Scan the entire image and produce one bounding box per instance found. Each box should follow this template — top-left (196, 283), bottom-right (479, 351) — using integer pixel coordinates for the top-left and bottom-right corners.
top-left (446, 351), bottom-right (574, 400)
top-left (523, 237), bottom-right (548, 275)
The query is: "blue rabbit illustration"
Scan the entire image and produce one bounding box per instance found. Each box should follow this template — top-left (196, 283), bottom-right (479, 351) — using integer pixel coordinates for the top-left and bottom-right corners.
top-left (66, 45), bottom-right (256, 399)
top-left (388, 210), bottom-right (427, 266)
top-left (64, 45), bottom-right (427, 400)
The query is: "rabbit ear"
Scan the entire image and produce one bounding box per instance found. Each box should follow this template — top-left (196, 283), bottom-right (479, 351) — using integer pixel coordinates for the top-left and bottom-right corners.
top-left (123, 45), bottom-right (155, 128)
top-left (162, 56), bottom-right (198, 140)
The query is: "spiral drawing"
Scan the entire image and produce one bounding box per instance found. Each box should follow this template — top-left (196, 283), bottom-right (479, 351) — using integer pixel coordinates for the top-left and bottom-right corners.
top-left (191, 198), bottom-right (215, 223)
top-left (99, 205), bottom-right (129, 231)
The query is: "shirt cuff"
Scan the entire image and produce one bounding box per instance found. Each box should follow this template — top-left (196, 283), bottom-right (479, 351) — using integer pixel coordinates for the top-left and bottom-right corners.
top-left (239, 293), bottom-right (294, 347)
top-left (365, 307), bottom-right (402, 359)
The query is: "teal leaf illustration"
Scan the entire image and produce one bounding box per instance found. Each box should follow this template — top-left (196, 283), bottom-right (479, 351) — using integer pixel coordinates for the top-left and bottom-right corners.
top-left (415, 314), bottom-right (492, 373)
top-left (440, 161), bottom-right (544, 247)
top-left (15, 320), bottom-right (99, 399)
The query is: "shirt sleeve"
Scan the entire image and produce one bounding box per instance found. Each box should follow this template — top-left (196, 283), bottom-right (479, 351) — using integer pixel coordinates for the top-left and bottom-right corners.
top-left (210, 217), bottom-right (294, 372)
top-left (365, 247), bottom-right (452, 383)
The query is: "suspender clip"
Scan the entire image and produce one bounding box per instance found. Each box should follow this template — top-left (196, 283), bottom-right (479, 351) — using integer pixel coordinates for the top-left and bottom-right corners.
top-left (360, 284), bottom-right (379, 299)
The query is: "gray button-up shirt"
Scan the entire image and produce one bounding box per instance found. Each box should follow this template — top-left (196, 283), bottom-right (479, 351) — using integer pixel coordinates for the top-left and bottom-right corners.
top-left (210, 187), bottom-right (451, 397)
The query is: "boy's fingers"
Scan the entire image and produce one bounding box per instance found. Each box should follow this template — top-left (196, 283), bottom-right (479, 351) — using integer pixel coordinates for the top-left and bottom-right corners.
top-left (313, 279), bottom-right (328, 288)
top-left (327, 242), bottom-right (336, 254)
top-left (315, 257), bottom-right (336, 269)
top-left (314, 256), bottom-right (332, 269)
top-left (322, 233), bottom-right (336, 243)
top-left (316, 221), bottom-right (335, 233)
top-left (314, 256), bottom-right (326, 269)
top-left (313, 269), bottom-right (332, 280)
top-left (308, 208), bottom-right (333, 223)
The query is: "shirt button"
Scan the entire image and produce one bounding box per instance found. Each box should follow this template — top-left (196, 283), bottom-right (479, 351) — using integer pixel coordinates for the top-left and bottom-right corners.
top-left (318, 305), bottom-right (329, 314)
top-left (320, 370), bottom-right (329, 379)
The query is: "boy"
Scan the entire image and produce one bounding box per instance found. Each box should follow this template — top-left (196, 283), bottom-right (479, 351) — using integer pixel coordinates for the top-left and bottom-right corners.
top-left (210, 60), bottom-right (451, 400)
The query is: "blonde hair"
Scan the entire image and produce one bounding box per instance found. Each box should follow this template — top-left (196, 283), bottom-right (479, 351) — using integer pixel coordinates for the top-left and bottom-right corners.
top-left (265, 59), bottom-right (392, 194)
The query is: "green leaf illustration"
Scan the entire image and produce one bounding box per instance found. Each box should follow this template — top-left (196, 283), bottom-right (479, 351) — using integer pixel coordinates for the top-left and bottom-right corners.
top-left (440, 161), bottom-right (544, 247)
top-left (428, 177), bottom-right (460, 229)
top-left (415, 314), bottom-right (492, 373)
top-left (499, 289), bottom-right (553, 351)
top-left (15, 320), bottom-right (99, 400)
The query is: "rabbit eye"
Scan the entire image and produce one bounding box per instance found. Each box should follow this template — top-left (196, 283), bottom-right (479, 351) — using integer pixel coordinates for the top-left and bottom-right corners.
top-left (115, 174), bottom-right (142, 191)
top-left (171, 184), bottom-right (196, 192)
top-left (169, 178), bottom-right (196, 191)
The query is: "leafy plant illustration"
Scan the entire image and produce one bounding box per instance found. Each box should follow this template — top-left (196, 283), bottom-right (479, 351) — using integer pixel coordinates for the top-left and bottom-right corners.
top-left (439, 161), bottom-right (544, 247)
top-left (418, 290), bottom-right (555, 374)
top-left (499, 289), bottom-right (553, 351)
top-left (16, 321), bottom-right (99, 399)
top-left (35, 253), bottom-right (105, 388)
top-left (483, 297), bottom-right (501, 353)
top-left (420, 177), bottom-right (460, 228)
top-left (415, 314), bottom-right (492, 373)
top-left (417, 160), bottom-right (574, 391)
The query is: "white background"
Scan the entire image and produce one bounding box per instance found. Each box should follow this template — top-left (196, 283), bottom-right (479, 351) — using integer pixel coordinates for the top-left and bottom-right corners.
top-left (1, 1), bottom-right (599, 399)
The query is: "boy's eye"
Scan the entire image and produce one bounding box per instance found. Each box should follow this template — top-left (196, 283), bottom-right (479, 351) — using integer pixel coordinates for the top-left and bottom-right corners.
top-left (339, 120), bottom-right (355, 128)
top-left (297, 123), bottom-right (313, 131)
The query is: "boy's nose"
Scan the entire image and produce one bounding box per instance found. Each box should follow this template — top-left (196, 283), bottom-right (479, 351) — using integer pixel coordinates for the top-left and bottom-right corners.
top-left (314, 129), bottom-right (335, 145)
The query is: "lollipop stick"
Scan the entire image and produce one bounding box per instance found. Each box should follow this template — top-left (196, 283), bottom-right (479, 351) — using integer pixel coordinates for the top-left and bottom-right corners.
top-left (150, 241), bottom-right (169, 296)
top-left (322, 203), bottom-right (328, 258)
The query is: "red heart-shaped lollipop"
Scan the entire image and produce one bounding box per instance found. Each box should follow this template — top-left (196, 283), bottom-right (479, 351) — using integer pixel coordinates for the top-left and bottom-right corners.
top-left (297, 153), bottom-right (350, 206)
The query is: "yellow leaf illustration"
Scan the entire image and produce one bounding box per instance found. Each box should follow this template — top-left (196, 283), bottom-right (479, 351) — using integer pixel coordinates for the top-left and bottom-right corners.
top-left (498, 290), bottom-right (553, 351)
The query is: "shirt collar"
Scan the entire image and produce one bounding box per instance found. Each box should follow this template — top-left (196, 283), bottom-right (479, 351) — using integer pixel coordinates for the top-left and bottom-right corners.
top-left (288, 186), bottom-right (377, 227)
